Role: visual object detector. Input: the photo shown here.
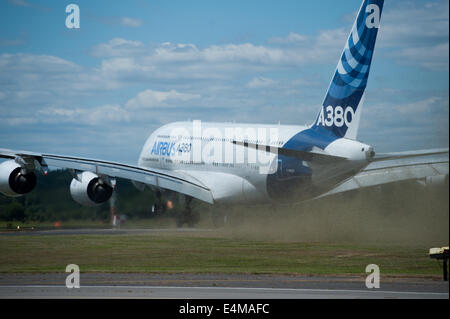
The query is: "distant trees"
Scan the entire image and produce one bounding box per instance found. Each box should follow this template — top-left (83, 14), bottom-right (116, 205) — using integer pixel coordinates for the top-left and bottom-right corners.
top-left (0, 201), bottom-right (25, 222)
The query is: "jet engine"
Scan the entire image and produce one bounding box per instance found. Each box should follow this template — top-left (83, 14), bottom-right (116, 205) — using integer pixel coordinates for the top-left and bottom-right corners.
top-left (424, 175), bottom-right (449, 187)
top-left (70, 171), bottom-right (113, 206)
top-left (0, 160), bottom-right (37, 197)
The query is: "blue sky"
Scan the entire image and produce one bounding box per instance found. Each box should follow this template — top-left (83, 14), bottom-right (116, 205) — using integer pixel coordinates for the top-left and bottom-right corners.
top-left (0, 0), bottom-right (448, 164)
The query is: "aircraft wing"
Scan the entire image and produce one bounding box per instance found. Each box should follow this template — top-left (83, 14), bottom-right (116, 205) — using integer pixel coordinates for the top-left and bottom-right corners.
top-left (0, 148), bottom-right (214, 204)
top-left (319, 149), bottom-right (449, 197)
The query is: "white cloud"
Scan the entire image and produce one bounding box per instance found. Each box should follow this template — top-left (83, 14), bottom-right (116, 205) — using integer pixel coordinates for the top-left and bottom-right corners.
top-left (88, 104), bottom-right (131, 124)
top-left (0, 52), bottom-right (129, 94)
top-left (377, 0), bottom-right (449, 71)
top-left (379, 0), bottom-right (449, 46)
top-left (91, 38), bottom-right (145, 57)
top-left (202, 43), bottom-right (284, 64)
top-left (125, 89), bottom-right (201, 109)
top-left (396, 96), bottom-right (445, 115)
top-left (269, 32), bottom-right (307, 44)
top-left (89, 36), bottom-right (346, 86)
top-left (247, 77), bottom-right (276, 89)
top-left (120, 17), bottom-right (143, 28)
top-left (362, 93), bottom-right (449, 133)
top-left (91, 33), bottom-right (346, 69)
top-left (393, 42), bottom-right (449, 71)
top-left (38, 104), bottom-right (130, 125)
top-left (0, 38), bottom-right (25, 47)
top-left (6, 0), bottom-right (30, 7)
top-left (6, 117), bottom-right (37, 126)
top-left (0, 53), bottom-right (80, 73)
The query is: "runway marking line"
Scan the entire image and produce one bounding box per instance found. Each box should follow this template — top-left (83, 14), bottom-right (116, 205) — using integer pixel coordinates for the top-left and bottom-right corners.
top-left (0, 285), bottom-right (448, 297)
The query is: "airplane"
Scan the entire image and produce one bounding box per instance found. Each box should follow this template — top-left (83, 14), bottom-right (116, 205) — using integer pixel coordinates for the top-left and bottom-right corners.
top-left (1, 0), bottom-right (449, 227)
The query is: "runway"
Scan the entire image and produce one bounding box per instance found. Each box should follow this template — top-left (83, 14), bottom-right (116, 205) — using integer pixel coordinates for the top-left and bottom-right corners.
top-left (1, 285), bottom-right (448, 299)
top-left (0, 273), bottom-right (448, 299)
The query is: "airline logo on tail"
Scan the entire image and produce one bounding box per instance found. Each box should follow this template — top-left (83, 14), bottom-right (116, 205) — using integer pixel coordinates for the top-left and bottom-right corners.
top-left (314, 0), bottom-right (384, 139)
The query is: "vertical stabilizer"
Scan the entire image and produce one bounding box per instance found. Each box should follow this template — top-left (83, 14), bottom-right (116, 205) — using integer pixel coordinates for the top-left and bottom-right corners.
top-left (313, 0), bottom-right (384, 139)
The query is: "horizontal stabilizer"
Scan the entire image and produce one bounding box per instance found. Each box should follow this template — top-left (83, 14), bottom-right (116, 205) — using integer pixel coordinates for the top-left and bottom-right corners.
top-left (372, 148), bottom-right (449, 162)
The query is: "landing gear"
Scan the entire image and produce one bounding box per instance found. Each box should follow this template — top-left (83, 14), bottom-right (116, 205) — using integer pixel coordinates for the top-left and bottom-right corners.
top-left (210, 207), bottom-right (228, 228)
top-left (152, 190), bottom-right (166, 215)
top-left (176, 196), bottom-right (198, 228)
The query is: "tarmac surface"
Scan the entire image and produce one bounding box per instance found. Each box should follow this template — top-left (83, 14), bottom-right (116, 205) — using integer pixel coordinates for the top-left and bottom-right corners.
top-left (0, 228), bottom-right (448, 299)
top-left (0, 273), bottom-right (448, 299)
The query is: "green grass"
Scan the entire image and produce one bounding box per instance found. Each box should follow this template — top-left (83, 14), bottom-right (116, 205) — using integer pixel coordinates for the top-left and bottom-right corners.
top-left (0, 231), bottom-right (443, 277)
top-left (0, 183), bottom-right (447, 277)
top-left (0, 217), bottom-right (176, 231)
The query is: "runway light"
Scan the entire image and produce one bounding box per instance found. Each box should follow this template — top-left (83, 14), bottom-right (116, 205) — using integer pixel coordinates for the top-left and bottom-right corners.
top-left (54, 221), bottom-right (62, 228)
top-left (16, 225), bottom-right (20, 231)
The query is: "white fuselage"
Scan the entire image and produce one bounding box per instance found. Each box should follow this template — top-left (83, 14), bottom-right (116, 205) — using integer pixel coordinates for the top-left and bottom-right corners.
top-left (138, 121), bottom-right (372, 204)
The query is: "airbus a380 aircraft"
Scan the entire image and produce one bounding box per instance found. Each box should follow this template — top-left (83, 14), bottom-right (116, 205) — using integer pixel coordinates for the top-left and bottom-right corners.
top-left (1, 0), bottom-right (449, 225)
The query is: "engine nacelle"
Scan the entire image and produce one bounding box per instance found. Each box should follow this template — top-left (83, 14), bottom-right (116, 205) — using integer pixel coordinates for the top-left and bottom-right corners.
top-left (0, 160), bottom-right (37, 197)
top-left (425, 175), bottom-right (449, 187)
top-left (70, 171), bottom-right (113, 206)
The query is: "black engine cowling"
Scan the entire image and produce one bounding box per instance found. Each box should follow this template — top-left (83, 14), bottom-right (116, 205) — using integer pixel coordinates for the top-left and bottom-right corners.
top-left (0, 160), bottom-right (37, 197)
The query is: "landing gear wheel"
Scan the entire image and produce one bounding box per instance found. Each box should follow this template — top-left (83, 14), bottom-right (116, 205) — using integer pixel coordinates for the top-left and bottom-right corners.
top-left (176, 215), bottom-right (184, 228)
top-left (176, 196), bottom-right (198, 228)
top-left (152, 190), bottom-right (166, 216)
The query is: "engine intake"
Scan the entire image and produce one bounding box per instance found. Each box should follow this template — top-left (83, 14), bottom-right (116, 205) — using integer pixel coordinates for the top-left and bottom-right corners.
top-left (0, 160), bottom-right (37, 197)
top-left (70, 171), bottom-right (113, 206)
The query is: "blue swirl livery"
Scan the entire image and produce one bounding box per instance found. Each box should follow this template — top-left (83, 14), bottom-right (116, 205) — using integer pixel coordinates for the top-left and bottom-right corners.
top-left (313, 0), bottom-right (384, 139)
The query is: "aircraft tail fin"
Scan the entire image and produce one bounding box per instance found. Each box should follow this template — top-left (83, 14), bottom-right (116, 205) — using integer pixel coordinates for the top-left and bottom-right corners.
top-left (312, 0), bottom-right (384, 140)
